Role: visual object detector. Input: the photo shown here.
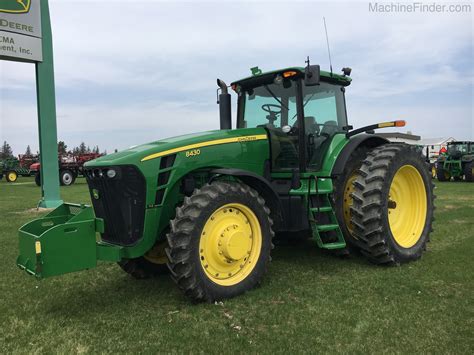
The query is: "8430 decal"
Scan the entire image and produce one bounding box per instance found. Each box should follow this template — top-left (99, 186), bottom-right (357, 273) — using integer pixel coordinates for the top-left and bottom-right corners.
top-left (185, 149), bottom-right (201, 158)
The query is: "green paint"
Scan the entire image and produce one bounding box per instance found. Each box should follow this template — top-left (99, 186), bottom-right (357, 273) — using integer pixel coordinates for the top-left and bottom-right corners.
top-left (36, 0), bottom-right (62, 208)
top-left (250, 66), bottom-right (262, 76)
top-left (17, 204), bottom-right (106, 278)
top-left (0, 0), bottom-right (31, 13)
top-left (87, 127), bottom-right (269, 259)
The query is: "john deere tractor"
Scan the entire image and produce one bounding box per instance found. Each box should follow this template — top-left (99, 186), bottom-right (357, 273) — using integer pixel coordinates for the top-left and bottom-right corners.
top-left (17, 63), bottom-right (435, 302)
top-left (436, 141), bottom-right (474, 182)
top-left (0, 157), bottom-right (33, 182)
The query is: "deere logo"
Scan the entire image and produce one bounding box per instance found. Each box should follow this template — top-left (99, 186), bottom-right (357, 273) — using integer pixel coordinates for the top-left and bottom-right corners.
top-left (0, 0), bottom-right (31, 14)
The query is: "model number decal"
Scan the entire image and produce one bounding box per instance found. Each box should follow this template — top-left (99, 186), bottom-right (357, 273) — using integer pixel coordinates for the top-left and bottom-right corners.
top-left (185, 149), bottom-right (201, 158)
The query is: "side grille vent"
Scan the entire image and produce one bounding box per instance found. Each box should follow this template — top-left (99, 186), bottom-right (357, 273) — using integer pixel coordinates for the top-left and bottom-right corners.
top-left (155, 154), bottom-right (176, 206)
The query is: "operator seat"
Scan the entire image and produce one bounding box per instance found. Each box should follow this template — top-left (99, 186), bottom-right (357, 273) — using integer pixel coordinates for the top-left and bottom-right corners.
top-left (293, 116), bottom-right (319, 135)
top-left (320, 120), bottom-right (339, 136)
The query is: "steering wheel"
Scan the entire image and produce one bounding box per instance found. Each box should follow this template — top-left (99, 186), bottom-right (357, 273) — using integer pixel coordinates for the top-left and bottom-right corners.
top-left (261, 104), bottom-right (282, 115)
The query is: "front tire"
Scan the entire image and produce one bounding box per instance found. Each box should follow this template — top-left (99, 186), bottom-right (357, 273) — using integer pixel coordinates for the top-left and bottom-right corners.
top-left (437, 167), bottom-right (450, 182)
top-left (351, 144), bottom-right (434, 265)
top-left (6, 170), bottom-right (18, 182)
top-left (166, 181), bottom-right (274, 302)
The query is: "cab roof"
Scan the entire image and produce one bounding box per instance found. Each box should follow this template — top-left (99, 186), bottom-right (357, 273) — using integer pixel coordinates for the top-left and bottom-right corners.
top-left (449, 141), bottom-right (473, 145)
top-left (231, 66), bottom-right (352, 89)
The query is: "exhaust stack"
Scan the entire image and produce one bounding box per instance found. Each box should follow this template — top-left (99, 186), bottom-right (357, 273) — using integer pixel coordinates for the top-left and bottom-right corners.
top-left (217, 79), bottom-right (232, 130)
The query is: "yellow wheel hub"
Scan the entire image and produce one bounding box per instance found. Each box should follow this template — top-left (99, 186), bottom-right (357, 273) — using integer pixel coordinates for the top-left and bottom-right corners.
top-left (8, 172), bottom-right (17, 182)
top-left (388, 165), bottom-right (427, 248)
top-left (199, 203), bottom-right (262, 286)
top-left (343, 172), bottom-right (357, 236)
top-left (431, 166), bottom-right (436, 178)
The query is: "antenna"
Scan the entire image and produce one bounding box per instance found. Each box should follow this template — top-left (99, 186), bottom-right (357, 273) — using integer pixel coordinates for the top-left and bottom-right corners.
top-left (323, 17), bottom-right (333, 75)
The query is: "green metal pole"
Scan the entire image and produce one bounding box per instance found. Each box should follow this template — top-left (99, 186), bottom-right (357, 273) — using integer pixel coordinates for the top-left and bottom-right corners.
top-left (36, 0), bottom-right (62, 208)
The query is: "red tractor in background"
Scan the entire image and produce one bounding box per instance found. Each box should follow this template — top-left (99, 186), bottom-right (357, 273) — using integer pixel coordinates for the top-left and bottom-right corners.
top-left (31, 153), bottom-right (102, 186)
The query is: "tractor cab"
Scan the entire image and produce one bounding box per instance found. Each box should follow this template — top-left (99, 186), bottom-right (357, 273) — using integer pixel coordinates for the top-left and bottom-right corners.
top-left (446, 141), bottom-right (473, 158)
top-left (230, 67), bottom-right (350, 172)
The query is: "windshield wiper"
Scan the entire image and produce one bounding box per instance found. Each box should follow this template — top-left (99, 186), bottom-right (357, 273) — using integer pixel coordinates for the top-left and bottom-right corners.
top-left (264, 85), bottom-right (289, 111)
top-left (290, 92), bottom-right (316, 121)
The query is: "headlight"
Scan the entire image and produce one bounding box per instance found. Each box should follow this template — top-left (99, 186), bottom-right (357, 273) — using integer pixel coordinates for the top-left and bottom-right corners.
top-left (106, 169), bottom-right (117, 179)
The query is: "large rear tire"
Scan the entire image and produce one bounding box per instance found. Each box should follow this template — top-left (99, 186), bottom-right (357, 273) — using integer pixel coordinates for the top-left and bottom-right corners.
top-left (351, 144), bottom-right (434, 265)
top-left (334, 146), bottom-right (369, 252)
top-left (60, 169), bottom-right (75, 186)
top-left (464, 162), bottom-right (474, 182)
top-left (166, 181), bottom-right (274, 302)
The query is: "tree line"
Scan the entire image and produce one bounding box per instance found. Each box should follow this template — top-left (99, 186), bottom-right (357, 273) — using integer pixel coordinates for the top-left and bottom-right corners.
top-left (0, 140), bottom-right (107, 160)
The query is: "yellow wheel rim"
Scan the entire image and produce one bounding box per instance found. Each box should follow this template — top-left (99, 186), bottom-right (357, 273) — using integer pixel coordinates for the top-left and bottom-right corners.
top-left (343, 172), bottom-right (357, 236)
top-left (144, 240), bottom-right (168, 264)
top-left (431, 166), bottom-right (436, 178)
top-left (8, 172), bottom-right (17, 181)
top-left (199, 203), bottom-right (262, 286)
top-left (388, 165), bottom-right (427, 248)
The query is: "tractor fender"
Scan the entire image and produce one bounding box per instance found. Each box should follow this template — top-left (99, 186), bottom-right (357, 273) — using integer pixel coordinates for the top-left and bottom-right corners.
top-left (331, 134), bottom-right (389, 176)
top-left (210, 168), bottom-right (283, 227)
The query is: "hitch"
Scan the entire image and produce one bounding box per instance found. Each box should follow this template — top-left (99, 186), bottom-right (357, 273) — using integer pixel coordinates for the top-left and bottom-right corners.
top-left (17, 203), bottom-right (122, 279)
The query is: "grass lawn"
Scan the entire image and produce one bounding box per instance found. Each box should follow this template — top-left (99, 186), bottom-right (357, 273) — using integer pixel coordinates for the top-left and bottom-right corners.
top-left (0, 177), bottom-right (473, 353)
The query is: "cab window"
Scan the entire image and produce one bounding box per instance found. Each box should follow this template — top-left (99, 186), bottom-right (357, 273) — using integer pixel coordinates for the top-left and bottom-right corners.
top-left (241, 81), bottom-right (297, 129)
top-left (300, 82), bottom-right (347, 136)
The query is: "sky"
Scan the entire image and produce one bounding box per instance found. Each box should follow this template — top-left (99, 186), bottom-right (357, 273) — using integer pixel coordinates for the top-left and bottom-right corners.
top-left (0, 0), bottom-right (473, 155)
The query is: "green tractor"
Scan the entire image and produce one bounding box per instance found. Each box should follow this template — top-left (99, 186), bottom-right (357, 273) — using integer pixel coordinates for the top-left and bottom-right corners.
top-left (0, 157), bottom-right (32, 182)
top-left (436, 141), bottom-right (474, 182)
top-left (17, 63), bottom-right (435, 302)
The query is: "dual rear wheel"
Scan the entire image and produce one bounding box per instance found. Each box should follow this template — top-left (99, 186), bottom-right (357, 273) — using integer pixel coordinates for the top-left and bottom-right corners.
top-left (337, 143), bottom-right (434, 264)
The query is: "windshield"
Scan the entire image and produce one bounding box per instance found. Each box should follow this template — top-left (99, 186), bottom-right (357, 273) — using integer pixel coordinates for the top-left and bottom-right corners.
top-left (239, 81), bottom-right (347, 132)
top-left (241, 81), bottom-right (297, 129)
top-left (448, 143), bottom-right (468, 154)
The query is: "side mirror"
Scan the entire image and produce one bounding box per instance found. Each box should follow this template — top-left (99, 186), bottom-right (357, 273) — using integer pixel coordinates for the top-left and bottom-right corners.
top-left (305, 65), bottom-right (320, 86)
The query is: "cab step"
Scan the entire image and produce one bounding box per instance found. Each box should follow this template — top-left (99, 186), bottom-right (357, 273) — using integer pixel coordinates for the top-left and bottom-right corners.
top-left (303, 175), bottom-right (347, 250)
top-left (317, 242), bottom-right (347, 250)
top-left (316, 224), bottom-right (340, 232)
top-left (310, 206), bottom-right (333, 213)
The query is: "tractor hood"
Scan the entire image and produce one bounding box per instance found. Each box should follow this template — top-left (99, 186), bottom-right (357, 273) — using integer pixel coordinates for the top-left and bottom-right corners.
top-left (85, 128), bottom-right (268, 167)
